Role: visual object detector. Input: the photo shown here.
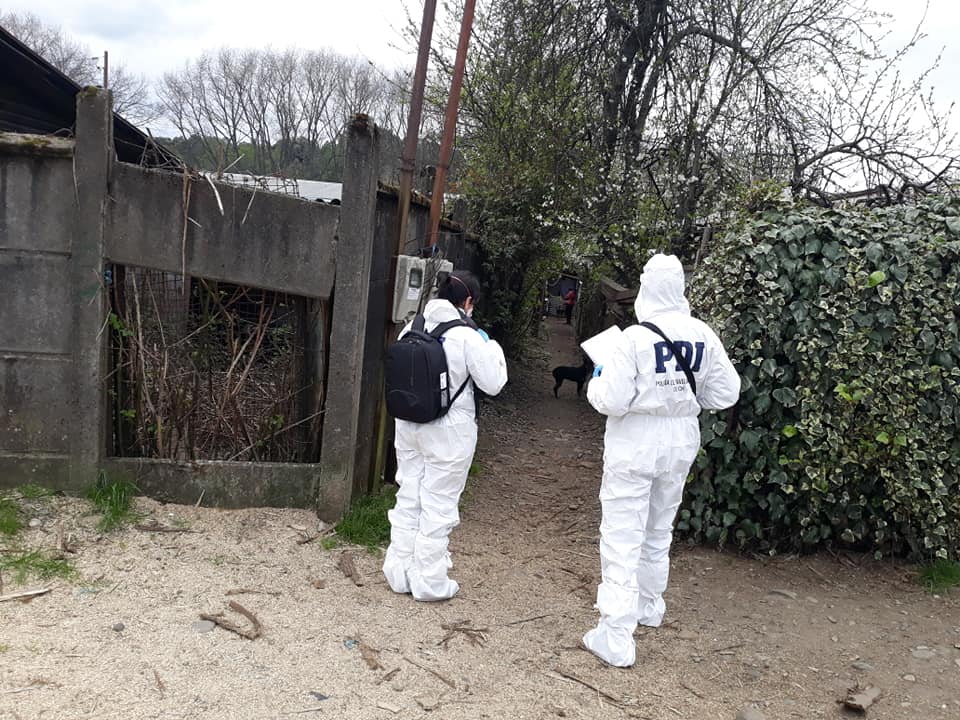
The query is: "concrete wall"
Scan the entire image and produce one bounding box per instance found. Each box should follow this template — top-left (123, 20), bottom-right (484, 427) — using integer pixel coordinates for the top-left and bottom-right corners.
top-left (0, 92), bottom-right (387, 515)
top-left (1, 90), bottom-right (478, 517)
top-left (107, 163), bottom-right (338, 298)
top-left (0, 146), bottom-right (78, 488)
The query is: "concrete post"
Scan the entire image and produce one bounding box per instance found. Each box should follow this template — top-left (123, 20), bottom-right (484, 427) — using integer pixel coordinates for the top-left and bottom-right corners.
top-left (317, 115), bottom-right (381, 521)
top-left (68, 88), bottom-right (112, 489)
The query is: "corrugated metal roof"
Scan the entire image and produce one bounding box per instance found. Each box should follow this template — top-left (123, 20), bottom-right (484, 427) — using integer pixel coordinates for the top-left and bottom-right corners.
top-left (215, 172), bottom-right (342, 203)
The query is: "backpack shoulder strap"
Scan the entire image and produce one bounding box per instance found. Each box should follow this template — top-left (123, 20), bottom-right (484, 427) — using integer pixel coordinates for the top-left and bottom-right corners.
top-left (429, 318), bottom-right (469, 339)
top-left (411, 314), bottom-right (426, 332)
top-left (430, 317), bottom-right (473, 409)
top-left (640, 321), bottom-right (698, 396)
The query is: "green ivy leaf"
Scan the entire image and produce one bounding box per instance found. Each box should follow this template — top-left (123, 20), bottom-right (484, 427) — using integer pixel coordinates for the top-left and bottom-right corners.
top-left (782, 425), bottom-right (798, 438)
top-left (772, 387), bottom-right (798, 407)
top-left (867, 270), bottom-right (887, 288)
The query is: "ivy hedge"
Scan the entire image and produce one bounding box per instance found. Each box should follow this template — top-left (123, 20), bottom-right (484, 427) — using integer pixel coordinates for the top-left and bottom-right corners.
top-left (684, 196), bottom-right (960, 560)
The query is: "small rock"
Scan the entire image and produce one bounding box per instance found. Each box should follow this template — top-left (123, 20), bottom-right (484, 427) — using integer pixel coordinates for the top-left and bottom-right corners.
top-left (678, 629), bottom-right (698, 641)
top-left (903, 674), bottom-right (916, 682)
top-left (416, 694), bottom-right (441, 711)
top-left (391, 681), bottom-right (405, 692)
top-left (191, 620), bottom-right (216, 633)
top-left (806, 596), bottom-right (818, 604)
top-left (911, 648), bottom-right (936, 660)
top-left (954, 659), bottom-right (960, 669)
top-left (28, 518), bottom-right (42, 528)
top-left (831, 636), bottom-right (839, 643)
top-left (843, 686), bottom-right (881, 712)
top-left (691, 655), bottom-right (703, 663)
top-left (827, 616), bottom-right (838, 624)
top-left (377, 701), bottom-right (402, 714)
top-left (767, 589), bottom-right (797, 600)
top-left (735, 706), bottom-right (767, 720)
top-left (852, 661), bottom-right (875, 672)
top-left (112, 622), bottom-right (125, 632)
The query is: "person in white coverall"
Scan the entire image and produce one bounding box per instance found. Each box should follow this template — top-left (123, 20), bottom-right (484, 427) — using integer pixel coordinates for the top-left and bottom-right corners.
top-left (583, 254), bottom-right (740, 667)
top-left (383, 271), bottom-right (508, 601)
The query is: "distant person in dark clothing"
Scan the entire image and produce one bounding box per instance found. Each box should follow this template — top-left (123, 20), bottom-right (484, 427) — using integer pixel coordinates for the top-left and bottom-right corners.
top-left (563, 288), bottom-right (577, 324)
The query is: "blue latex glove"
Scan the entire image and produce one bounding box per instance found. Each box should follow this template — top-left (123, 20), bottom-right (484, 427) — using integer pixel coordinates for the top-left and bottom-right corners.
top-left (476, 328), bottom-right (490, 342)
top-left (592, 364), bottom-right (603, 377)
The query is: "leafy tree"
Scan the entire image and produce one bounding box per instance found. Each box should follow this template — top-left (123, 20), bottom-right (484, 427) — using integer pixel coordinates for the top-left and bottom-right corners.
top-left (444, 0), bottom-right (957, 297)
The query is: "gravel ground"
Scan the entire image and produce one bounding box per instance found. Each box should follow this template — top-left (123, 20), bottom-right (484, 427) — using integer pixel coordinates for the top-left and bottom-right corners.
top-left (2, 318), bottom-right (958, 720)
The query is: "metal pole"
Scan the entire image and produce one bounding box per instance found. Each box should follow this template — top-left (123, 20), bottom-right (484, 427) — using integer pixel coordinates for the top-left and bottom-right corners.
top-left (427, 0), bottom-right (476, 248)
top-left (374, 0), bottom-right (441, 489)
top-left (103, 50), bottom-right (109, 89)
top-left (396, 0), bottom-right (437, 256)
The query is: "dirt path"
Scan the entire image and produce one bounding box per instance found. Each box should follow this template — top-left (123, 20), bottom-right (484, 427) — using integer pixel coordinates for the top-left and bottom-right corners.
top-left (2, 318), bottom-right (959, 719)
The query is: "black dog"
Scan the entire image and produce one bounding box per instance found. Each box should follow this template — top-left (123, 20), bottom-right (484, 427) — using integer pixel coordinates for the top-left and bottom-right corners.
top-left (552, 359), bottom-right (593, 397)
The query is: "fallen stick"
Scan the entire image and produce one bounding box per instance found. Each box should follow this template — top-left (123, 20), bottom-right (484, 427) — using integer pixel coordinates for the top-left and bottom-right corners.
top-left (403, 655), bottom-right (457, 689)
top-left (804, 563), bottom-right (835, 584)
top-left (376, 668), bottom-right (400, 685)
top-left (225, 588), bottom-right (281, 597)
top-left (713, 642), bottom-right (745, 653)
top-left (135, 520), bottom-right (197, 533)
top-left (153, 669), bottom-right (166, 697)
top-left (503, 613), bottom-right (551, 627)
top-left (680, 680), bottom-right (706, 699)
top-left (551, 669), bottom-right (625, 708)
top-left (200, 601), bottom-right (262, 640)
top-left (0, 588), bottom-right (51, 603)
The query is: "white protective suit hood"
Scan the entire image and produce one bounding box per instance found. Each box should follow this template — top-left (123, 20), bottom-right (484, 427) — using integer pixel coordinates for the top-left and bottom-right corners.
top-left (421, 298), bottom-right (464, 325)
top-left (635, 254), bottom-right (690, 321)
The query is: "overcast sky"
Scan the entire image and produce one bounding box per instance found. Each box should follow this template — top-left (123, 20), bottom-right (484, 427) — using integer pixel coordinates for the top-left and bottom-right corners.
top-left (1, 0), bottom-right (957, 124)
top-left (2, 0), bottom-right (427, 73)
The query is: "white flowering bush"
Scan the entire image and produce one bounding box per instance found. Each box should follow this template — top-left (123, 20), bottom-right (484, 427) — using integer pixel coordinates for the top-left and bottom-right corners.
top-left (684, 196), bottom-right (960, 560)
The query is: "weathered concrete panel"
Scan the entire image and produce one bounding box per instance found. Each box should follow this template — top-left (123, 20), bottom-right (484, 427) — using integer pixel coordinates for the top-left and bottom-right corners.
top-left (0, 356), bottom-right (72, 453)
top-left (0, 253), bottom-right (72, 354)
top-left (0, 454), bottom-right (71, 491)
top-left (104, 457), bottom-right (320, 509)
top-left (318, 116), bottom-right (381, 521)
top-left (0, 155), bottom-right (77, 254)
top-left (68, 90), bottom-right (111, 489)
top-left (107, 163), bottom-right (338, 298)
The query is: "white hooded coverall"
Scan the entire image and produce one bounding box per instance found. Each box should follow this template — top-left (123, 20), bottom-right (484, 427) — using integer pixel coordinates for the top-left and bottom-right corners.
top-left (583, 254), bottom-right (741, 667)
top-left (382, 298), bottom-right (508, 601)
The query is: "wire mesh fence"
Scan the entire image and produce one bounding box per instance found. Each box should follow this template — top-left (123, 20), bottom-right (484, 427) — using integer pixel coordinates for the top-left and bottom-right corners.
top-left (107, 265), bottom-right (320, 463)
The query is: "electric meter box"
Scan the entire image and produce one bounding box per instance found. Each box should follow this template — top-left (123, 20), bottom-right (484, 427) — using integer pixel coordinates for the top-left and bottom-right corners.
top-left (391, 256), bottom-right (454, 324)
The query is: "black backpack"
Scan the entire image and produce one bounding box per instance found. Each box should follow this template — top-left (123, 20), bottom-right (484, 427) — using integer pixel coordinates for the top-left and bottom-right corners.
top-left (385, 314), bottom-right (471, 423)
